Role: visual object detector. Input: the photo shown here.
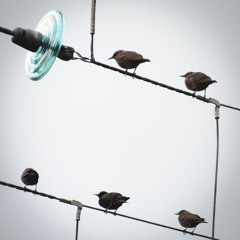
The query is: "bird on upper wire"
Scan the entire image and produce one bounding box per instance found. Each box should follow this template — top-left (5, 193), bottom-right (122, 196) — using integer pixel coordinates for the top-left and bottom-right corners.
top-left (21, 168), bottom-right (39, 191)
top-left (109, 50), bottom-right (150, 74)
top-left (180, 71), bottom-right (217, 98)
top-left (175, 210), bottom-right (207, 234)
top-left (94, 191), bottom-right (130, 214)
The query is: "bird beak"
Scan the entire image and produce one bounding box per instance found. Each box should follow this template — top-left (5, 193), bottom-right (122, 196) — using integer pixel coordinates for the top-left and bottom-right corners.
top-left (180, 75), bottom-right (185, 77)
top-left (108, 56), bottom-right (114, 60)
top-left (93, 193), bottom-right (98, 196)
top-left (174, 213), bottom-right (179, 215)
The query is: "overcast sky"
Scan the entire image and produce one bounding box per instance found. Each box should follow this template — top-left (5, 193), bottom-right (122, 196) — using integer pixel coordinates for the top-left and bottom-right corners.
top-left (0, 1), bottom-right (240, 240)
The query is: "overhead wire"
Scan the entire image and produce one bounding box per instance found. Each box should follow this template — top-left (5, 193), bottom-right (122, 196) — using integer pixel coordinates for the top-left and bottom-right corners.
top-left (0, 180), bottom-right (220, 240)
top-left (0, 26), bottom-right (14, 36)
top-left (1, 21), bottom-right (239, 112)
top-left (0, 3), bottom-right (231, 239)
top-left (73, 51), bottom-right (240, 112)
top-left (0, 29), bottom-right (227, 240)
top-left (79, 3), bottom-right (225, 238)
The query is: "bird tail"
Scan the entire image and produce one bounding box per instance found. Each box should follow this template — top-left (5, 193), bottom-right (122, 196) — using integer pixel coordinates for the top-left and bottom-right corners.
top-left (119, 197), bottom-right (130, 204)
top-left (201, 218), bottom-right (208, 223)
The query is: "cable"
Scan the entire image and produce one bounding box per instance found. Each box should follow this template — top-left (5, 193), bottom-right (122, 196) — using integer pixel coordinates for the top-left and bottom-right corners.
top-left (212, 106), bottom-right (220, 239)
top-left (0, 25), bottom-right (239, 112)
top-left (90, 0), bottom-right (96, 62)
top-left (75, 220), bottom-right (79, 240)
top-left (0, 180), bottom-right (220, 240)
top-left (0, 26), bottom-right (14, 36)
top-left (218, 103), bottom-right (239, 111)
top-left (74, 203), bottom-right (82, 240)
top-left (73, 51), bottom-right (240, 112)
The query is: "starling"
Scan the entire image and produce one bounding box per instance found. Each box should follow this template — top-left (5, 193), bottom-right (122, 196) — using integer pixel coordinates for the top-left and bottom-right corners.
top-left (180, 72), bottom-right (217, 98)
top-left (21, 168), bottom-right (39, 190)
top-left (94, 191), bottom-right (130, 214)
top-left (175, 210), bottom-right (207, 233)
top-left (109, 50), bottom-right (150, 74)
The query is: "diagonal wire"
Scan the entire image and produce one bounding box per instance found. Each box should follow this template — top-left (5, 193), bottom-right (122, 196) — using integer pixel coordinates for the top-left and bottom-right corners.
top-left (73, 52), bottom-right (240, 112)
top-left (0, 180), bottom-right (220, 240)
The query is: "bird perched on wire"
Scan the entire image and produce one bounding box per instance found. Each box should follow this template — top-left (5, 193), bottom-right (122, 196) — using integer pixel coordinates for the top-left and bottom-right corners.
top-left (109, 50), bottom-right (150, 74)
top-left (180, 71), bottom-right (217, 98)
top-left (21, 168), bottom-right (39, 191)
top-left (175, 210), bottom-right (207, 233)
top-left (94, 191), bottom-right (130, 214)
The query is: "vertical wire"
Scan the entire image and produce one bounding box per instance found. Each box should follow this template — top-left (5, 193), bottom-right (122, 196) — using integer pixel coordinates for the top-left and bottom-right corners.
top-left (75, 220), bottom-right (79, 240)
top-left (212, 106), bottom-right (220, 240)
top-left (74, 206), bottom-right (81, 240)
top-left (90, 0), bottom-right (96, 62)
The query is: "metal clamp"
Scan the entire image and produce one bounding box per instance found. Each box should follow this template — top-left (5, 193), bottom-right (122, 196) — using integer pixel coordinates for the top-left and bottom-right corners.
top-left (71, 200), bottom-right (83, 221)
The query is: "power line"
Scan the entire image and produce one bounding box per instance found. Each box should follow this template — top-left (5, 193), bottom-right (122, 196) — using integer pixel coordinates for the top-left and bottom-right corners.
top-left (0, 4), bottom-right (229, 240)
top-left (1, 26), bottom-right (238, 112)
top-left (73, 51), bottom-right (240, 112)
top-left (0, 180), bottom-right (220, 240)
top-left (90, 60), bottom-right (240, 112)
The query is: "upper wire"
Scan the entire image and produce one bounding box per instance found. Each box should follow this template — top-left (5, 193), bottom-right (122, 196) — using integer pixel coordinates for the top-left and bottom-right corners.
top-left (72, 50), bottom-right (240, 112)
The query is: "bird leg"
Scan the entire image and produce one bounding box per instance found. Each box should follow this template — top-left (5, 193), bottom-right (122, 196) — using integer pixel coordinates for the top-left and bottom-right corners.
top-left (182, 228), bottom-right (187, 235)
top-left (191, 227), bottom-right (196, 234)
top-left (132, 68), bottom-right (137, 78)
top-left (204, 89), bottom-right (207, 100)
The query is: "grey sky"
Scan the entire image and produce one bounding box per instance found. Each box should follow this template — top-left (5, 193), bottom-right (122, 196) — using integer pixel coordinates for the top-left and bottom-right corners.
top-left (0, 1), bottom-right (239, 239)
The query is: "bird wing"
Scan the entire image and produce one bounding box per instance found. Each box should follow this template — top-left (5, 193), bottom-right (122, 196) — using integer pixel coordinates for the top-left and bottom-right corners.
top-left (193, 72), bottom-right (213, 83)
top-left (101, 192), bottom-right (122, 202)
top-left (21, 168), bottom-right (38, 178)
top-left (118, 51), bottom-right (144, 61)
top-left (181, 213), bottom-right (204, 223)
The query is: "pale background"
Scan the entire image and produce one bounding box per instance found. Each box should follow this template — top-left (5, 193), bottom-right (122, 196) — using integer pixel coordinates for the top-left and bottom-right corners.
top-left (0, 1), bottom-right (239, 239)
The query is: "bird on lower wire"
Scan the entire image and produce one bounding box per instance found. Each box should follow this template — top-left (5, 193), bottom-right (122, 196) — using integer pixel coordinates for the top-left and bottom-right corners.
top-left (21, 168), bottom-right (39, 191)
top-left (94, 191), bottom-right (130, 214)
top-left (175, 210), bottom-right (207, 234)
top-left (180, 71), bottom-right (217, 98)
top-left (109, 50), bottom-right (150, 74)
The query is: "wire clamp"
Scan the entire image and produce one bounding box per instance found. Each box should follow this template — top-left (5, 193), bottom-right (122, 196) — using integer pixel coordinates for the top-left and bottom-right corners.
top-left (71, 200), bottom-right (83, 221)
top-left (208, 98), bottom-right (220, 119)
